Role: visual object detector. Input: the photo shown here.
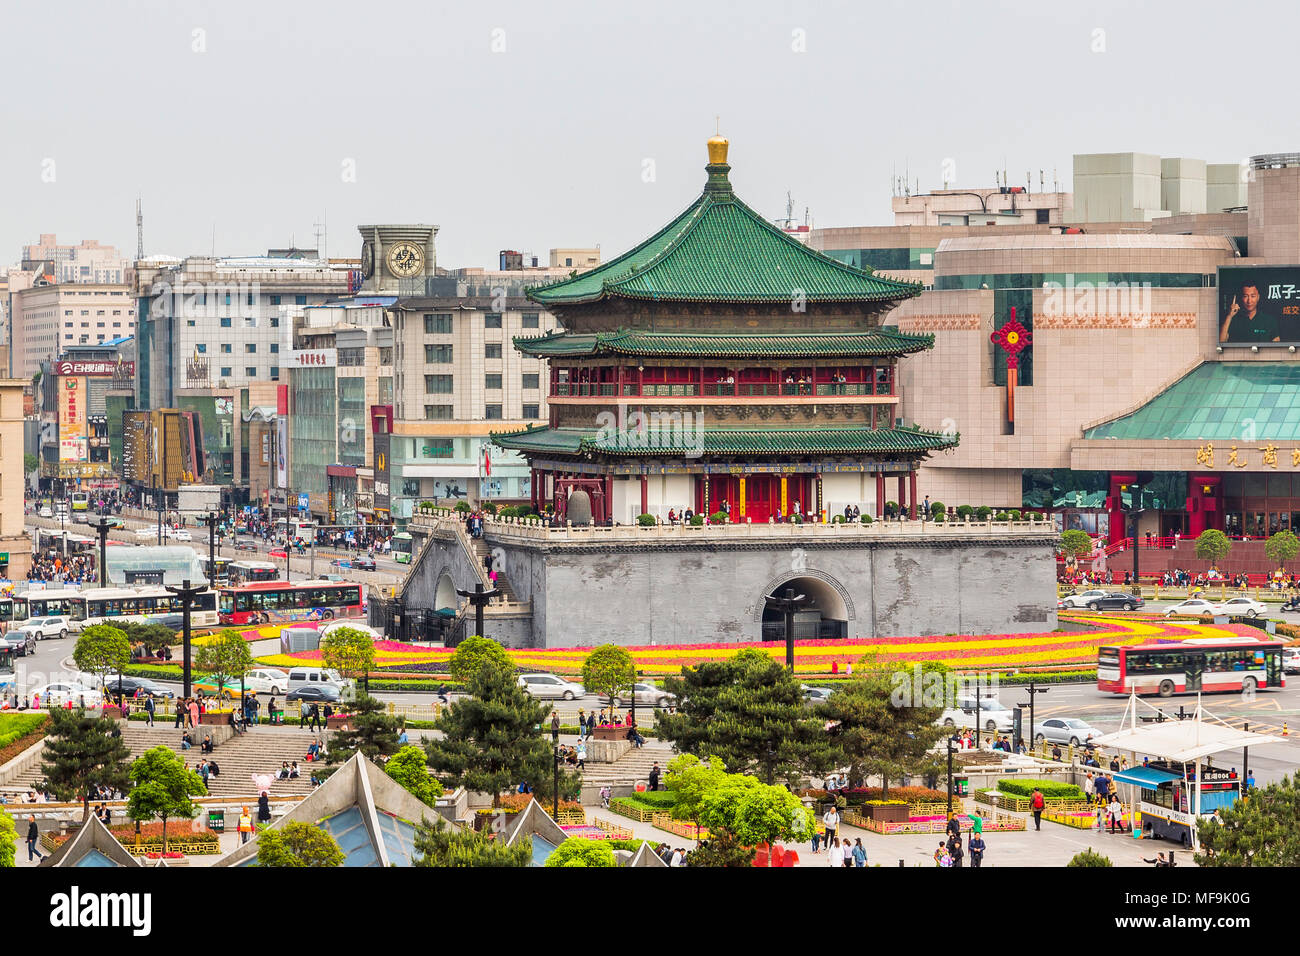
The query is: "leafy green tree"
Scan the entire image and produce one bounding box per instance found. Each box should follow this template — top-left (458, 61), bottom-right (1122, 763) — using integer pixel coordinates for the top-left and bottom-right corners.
top-left (580, 643), bottom-right (636, 710)
top-left (816, 661), bottom-right (950, 796)
top-left (424, 660), bottom-right (552, 807)
top-left (1059, 529), bottom-right (1093, 567)
top-left (544, 837), bottom-right (616, 867)
top-left (697, 775), bottom-right (812, 858)
top-left (0, 811), bottom-right (14, 867)
top-left (412, 814), bottom-right (530, 867)
top-left (663, 754), bottom-right (727, 835)
top-left (257, 821), bottom-right (345, 867)
top-left (1067, 849), bottom-right (1113, 867)
top-left (1194, 529), bottom-right (1232, 566)
top-left (39, 708), bottom-right (133, 822)
top-left (23, 453), bottom-right (39, 477)
top-left (447, 635), bottom-right (512, 683)
top-left (320, 626), bottom-right (376, 691)
top-left (327, 693), bottom-right (401, 764)
top-left (125, 746), bottom-right (206, 853)
top-left (657, 649), bottom-right (834, 786)
top-left (1197, 775), bottom-right (1300, 866)
top-left (1265, 530), bottom-right (1300, 571)
top-left (73, 625), bottom-right (131, 691)
top-left (385, 745), bottom-right (444, 806)
top-left (194, 629), bottom-right (254, 697)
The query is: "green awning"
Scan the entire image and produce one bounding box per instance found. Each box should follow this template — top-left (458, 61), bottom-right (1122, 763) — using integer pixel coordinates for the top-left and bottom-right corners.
top-left (1084, 363), bottom-right (1300, 441)
top-left (512, 328), bottom-right (933, 359)
top-left (491, 425), bottom-right (958, 458)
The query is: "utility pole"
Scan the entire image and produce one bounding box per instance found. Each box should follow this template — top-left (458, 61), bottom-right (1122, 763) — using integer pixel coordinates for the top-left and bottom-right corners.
top-left (90, 514), bottom-right (112, 588)
top-left (1019, 681), bottom-right (1049, 751)
top-left (198, 511), bottom-right (219, 588)
top-left (165, 578), bottom-right (206, 698)
top-left (155, 479), bottom-right (163, 545)
top-left (456, 582), bottom-right (501, 640)
top-left (764, 587), bottom-right (809, 671)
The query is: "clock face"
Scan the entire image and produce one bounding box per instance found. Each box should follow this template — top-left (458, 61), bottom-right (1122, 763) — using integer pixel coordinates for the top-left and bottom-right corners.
top-left (387, 241), bottom-right (425, 278)
top-left (360, 242), bottom-right (374, 278)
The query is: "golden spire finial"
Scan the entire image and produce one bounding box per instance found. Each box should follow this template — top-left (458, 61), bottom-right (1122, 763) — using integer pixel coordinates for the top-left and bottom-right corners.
top-left (707, 126), bottom-right (729, 166)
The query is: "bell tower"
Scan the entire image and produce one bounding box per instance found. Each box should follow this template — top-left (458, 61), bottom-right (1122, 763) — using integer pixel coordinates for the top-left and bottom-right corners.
top-left (356, 224), bottom-right (438, 294)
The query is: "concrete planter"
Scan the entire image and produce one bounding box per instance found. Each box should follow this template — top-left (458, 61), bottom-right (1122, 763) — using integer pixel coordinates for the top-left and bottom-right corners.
top-left (591, 725), bottom-right (626, 741)
top-left (865, 802), bottom-right (909, 823)
top-left (326, 715), bottom-right (353, 731)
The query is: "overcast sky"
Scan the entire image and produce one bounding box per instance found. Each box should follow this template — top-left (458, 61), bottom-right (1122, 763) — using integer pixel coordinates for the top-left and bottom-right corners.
top-left (4, 0), bottom-right (1297, 271)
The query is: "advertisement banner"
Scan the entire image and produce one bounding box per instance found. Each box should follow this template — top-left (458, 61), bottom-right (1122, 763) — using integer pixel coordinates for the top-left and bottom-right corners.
top-left (276, 418), bottom-right (288, 488)
top-left (59, 424), bottom-right (87, 462)
top-left (286, 349), bottom-right (337, 368)
top-left (1218, 265), bottom-right (1300, 345)
top-left (61, 376), bottom-right (85, 425)
top-left (373, 431), bottom-right (390, 511)
top-left (55, 360), bottom-right (135, 377)
top-left (262, 433), bottom-right (270, 465)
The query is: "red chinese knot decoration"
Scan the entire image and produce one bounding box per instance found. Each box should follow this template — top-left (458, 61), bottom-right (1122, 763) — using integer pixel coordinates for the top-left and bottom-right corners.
top-left (990, 319), bottom-right (1032, 369)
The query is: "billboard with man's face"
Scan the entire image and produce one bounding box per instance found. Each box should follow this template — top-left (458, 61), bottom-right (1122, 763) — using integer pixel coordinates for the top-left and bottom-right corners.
top-left (1218, 265), bottom-right (1300, 345)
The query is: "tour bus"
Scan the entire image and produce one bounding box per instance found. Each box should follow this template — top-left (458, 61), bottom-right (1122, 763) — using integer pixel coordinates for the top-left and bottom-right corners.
top-left (0, 595), bottom-right (29, 631)
top-left (81, 586), bottom-right (219, 629)
top-left (17, 587), bottom-right (86, 619)
top-left (1098, 636), bottom-right (1286, 697)
top-left (198, 555), bottom-right (233, 586)
top-left (70, 492), bottom-right (90, 512)
top-left (391, 532), bottom-right (413, 565)
top-left (218, 580), bottom-right (364, 626)
top-left (228, 561), bottom-right (281, 585)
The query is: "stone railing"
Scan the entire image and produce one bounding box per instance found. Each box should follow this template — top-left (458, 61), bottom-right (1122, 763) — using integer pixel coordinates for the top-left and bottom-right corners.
top-left (410, 512), bottom-right (1057, 546)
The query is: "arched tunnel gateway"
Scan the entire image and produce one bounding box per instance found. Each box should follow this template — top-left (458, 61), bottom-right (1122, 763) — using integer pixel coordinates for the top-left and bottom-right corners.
top-left (759, 573), bottom-right (852, 642)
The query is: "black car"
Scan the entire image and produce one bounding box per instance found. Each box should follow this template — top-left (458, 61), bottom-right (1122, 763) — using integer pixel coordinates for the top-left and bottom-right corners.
top-left (352, 557), bottom-right (376, 571)
top-left (233, 539), bottom-right (257, 551)
top-left (103, 676), bottom-right (176, 699)
top-left (1081, 591), bottom-right (1144, 611)
top-left (286, 685), bottom-right (341, 704)
top-left (3, 632), bottom-right (35, 656)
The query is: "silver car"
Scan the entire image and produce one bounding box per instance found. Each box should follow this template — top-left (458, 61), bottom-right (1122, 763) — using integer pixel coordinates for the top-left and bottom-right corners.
top-left (1035, 716), bottom-right (1102, 747)
top-left (517, 673), bottom-right (586, 700)
top-left (607, 682), bottom-right (676, 708)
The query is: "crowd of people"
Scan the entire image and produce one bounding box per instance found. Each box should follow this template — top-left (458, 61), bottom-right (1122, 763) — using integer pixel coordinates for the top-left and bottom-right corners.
top-left (25, 552), bottom-right (96, 585)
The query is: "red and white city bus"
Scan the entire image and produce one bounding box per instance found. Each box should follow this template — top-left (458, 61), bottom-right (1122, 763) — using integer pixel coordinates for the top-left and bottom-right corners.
top-left (218, 581), bottom-right (365, 626)
top-left (1098, 636), bottom-right (1286, 697)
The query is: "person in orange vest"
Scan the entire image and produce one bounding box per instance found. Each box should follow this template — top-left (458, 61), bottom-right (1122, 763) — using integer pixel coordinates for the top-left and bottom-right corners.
top-left (238, 806), bottom-right (253, 845)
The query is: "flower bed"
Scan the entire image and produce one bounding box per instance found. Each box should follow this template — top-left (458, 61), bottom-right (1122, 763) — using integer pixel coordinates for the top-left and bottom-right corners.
top-left (42, 821), bottom-right (223, 855)
top-left (609, 799), bottom-right (658, 824)
top-left (593, 817), bottom-right (634, 839)
top-left (844, 811), bottom-right (1026, 835)
top-left (1044, 808), bottom-right (1135, 830)
top-left (974, 789), bottom-right (1085, 813)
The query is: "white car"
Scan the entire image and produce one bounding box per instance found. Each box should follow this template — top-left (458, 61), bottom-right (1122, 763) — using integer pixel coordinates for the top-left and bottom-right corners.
top-left (1284, 647), bottom-right (1300, 675)
top-left (1035, 716), bottom-right (1103, 747)
top-left (940, 695), bottom-right (1016, 734)
top-left (517, 673), bottom-right (586, 701)
top-left (244, 668), bottom-right (290, 695)
top-left (1058, 589), bottom-right (1111, 609)
top-left (1215, 597), bottom-right (1268, 618)
top-left (28, 682), bottom-right (103, 708)
top-left (134, 527), bottom-right (159, 539)
top-left (166, 528), bottom-right (193, 542)
top-left (38, 506), bottom-right (53, 519)
top-left (1164, 598), bottom-right (1219, 618)
top-left (13, 615), bottom-right (78, 640)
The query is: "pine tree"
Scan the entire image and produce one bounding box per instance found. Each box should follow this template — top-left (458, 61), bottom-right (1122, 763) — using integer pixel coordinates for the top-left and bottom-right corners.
top-left (657, 649), bottom-right (834, 786)
top-left (424, 661), bottom-right (553, 807)
top-left (40, 708), bottom-right (133, 822)
top-left (1197, 774), bottom-right (1300, 866)
top-left (412, 814), bottom-right (530, 867)
top-left (326, 693), bottom-right (401, 764)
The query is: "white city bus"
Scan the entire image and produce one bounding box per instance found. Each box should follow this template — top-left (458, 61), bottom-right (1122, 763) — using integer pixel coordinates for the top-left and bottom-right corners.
top-left (81, 586), bottom-right (219, 629)
top-left (229, 560), bottom-right (281, 585)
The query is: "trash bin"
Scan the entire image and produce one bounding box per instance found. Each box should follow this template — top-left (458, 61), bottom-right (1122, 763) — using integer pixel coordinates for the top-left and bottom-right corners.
top-left (207, 810), bottom-right (226, 832)
top-left (954, 776), bottom-right (970, 797)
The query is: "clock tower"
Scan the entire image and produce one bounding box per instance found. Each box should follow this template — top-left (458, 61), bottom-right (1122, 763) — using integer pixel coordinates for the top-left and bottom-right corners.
top-left (356, 224), bottom-right (438, 294)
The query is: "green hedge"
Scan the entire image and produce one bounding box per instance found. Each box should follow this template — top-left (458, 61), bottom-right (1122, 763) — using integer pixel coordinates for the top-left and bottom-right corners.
top-left (993, 670), bottom-right (1096, 686)
top-left (605, 838), bottom-right (664, 852)
top-left (0, 713), bottom-right (48, 748)
top-left (996, 778), bottom-right (1083, 799)
top-left (620, 791), bottom-right (678, 811)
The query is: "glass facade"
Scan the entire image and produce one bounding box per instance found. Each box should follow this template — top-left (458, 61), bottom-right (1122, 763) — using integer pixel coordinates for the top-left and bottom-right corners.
top-left (290, 366), bottom-right (336, 495)
top-left (177, 394), bottom-right (236, 484)
top-left (935, 271), bottom-right (1213, 291)
top-left (337, 375), bottom-right (366, 466)
top-left (824, 248), bottom-right (935, 271)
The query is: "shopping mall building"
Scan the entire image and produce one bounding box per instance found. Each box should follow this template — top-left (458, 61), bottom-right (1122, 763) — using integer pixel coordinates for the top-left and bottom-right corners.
top-left (811, 152), bottom-right (1300, 568)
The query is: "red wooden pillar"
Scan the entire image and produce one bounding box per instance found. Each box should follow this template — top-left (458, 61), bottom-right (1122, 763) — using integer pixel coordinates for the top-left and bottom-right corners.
top-left (897, 475), bottom-right (906, 516)
top-left (909, 470), bottom-right (918, 520)
top-left (875, 472), bottom-right (885, 518)
top-left (604, 475), bottom-right (613, 524)
top-left (640, 474), bottom-right (648, 516)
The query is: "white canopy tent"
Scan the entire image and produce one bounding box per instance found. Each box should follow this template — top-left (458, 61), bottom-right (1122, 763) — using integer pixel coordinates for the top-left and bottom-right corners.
top-left (1090, 691), bottom-right (1281, 849)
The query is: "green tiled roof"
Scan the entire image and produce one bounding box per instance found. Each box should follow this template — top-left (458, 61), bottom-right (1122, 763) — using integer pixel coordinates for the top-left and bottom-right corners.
top-left (491, 425), bottom-right (958, 457)
top-left (1084, 363), bottom-right (1300, 441)
top-left (526, 165), bottom-right (922, 306)
top-left (513, 328), bottom-right (933, 359)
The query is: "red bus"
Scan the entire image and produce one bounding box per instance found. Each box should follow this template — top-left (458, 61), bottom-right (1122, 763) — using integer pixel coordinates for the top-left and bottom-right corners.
top-left (219, 581), bottom-right (365, 626)
top-left (1098, 636), bottom-right (1286, 697)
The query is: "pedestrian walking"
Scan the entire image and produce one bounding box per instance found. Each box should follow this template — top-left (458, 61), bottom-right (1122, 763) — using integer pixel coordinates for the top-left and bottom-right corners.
top-left (187, 697), bottom-right (198, 729)
top-left (945, 812), bottom-right (961, 843)
top-left (822, 804), bottom-right (840, 845)
top-left (1108, 795), bottom-right (1123, 833)
top-left (947, 836), bottom-right (964, 868)
top-left (174, 697), bottom-right (184, 729)
top-left (25, 815), bottom-right (42, 862)
top-left (144, 695), bottom-right (154, 727)
top-left (257, 792), bottom-right (271, 827)
top-left (968, 808), bottom-right (983, 849)
top-left (648, 762), bottom-right (660, 791)
top-left (851, 837), bottom-right (866, 867)
top-left (1031, 787), bottom-right (1045, 831)
top-left (309, 703), bottom-right (322, 733)
top-left (968, 833), bottom-right (986, 868)
top-left (577, 709), bottom-right (586, 739)
top-left (827, 837), bottom-right (844, 868)
top-left (575, 741), bottom-right (586, 770)
top-left (810, 826), bottom-right (821, 854)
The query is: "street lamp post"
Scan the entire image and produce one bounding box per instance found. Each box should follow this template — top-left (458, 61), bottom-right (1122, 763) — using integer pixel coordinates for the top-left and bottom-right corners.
top-left (198, 511), bottom-right (219, 589)
top-left (1018, 680), bottom-right (1049, 751)
top-left (90, 514), bottom-right (112, 588)
top-left (764, 587), bottom-right (809, 672)
top-left (165, 578), bottom-right (206, 698)
top-left (155, 479), bottom-right (163, 546)
top-left (947, 734), bottom-right (956, 815)
top-left (456, 582), bottom-right (501, 641)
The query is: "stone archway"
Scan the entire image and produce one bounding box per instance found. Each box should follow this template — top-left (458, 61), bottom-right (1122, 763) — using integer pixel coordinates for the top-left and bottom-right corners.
top-left (755, 569), bottom-right (854, 641)
top-left (434, 569), bottom-right (457, 612)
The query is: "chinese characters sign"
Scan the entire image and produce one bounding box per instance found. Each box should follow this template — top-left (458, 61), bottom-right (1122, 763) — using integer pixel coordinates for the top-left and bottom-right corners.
top-left (1196, 442), bottom-right (1300, 469)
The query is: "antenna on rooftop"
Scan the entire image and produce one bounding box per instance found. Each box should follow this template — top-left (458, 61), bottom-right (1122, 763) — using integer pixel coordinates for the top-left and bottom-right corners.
top-left (314, 212), bottom-right (327, 261)
top-left (135, 198), bottom-right (143, 260)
